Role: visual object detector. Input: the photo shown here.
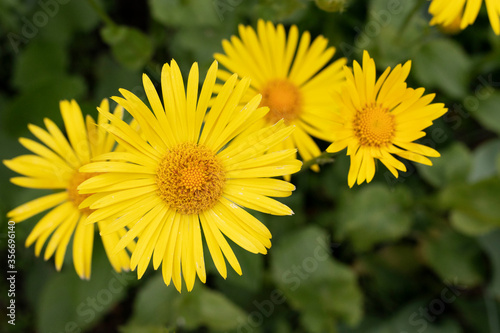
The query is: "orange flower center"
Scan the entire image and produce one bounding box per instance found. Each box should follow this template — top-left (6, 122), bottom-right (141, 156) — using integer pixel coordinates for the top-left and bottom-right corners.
top-left (156, 142), bottom-right (225, 215)
top-left (67, 171), bottom-right (100, 215)
top-left (353, 103), bottom-right (395, 147)
top-left (260, 79), bottom-right (302, 125)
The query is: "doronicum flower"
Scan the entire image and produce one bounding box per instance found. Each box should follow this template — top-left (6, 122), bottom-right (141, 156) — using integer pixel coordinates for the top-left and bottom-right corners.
top-left (3, 99), bottom-right (134, 279)
top-left (326, 51), bottom-right (447, 187)
top-left (214, 19), bottom-right (346, 172)
top-left (78, 60), bottom-right (302, 292)
top-left (429, 0), bottom-right (500, 35)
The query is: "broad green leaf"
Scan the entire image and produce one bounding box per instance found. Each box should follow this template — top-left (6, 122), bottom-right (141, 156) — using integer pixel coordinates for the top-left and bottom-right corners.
top-left (334, 185), bottom-right (412, 252)
top-left (468, 92), bottom-right (500, 135)
top-left (130, 274), bottom-right (245, 331)
top-left (271, 226), bottom-right (363, 329)
top-left (479, 230), bottom-right (500, 298)
top-left (469, 139), bottom-right (500, 183)
top-left (422, 229), bottom-right (483, 287)
top-left (5, 74), bottom-right (86, 136)
top-left (12, 41), bottom-right (67, 91)
top-left (253, 0), bottom-right (307, 21)
top-left (149, 0), bottom-right (220, 27)
top-left (101, 25), bottom-right (153, 70)
top-left (416, 143), bottom-right (471, 188)
top-left (39, 0), bottom-right (100, 45)
top-left (450, 210), bottom-right (498, 236)
top-left (37, 242), bottom-right (135, 333)
top-left (198, 287), bottom-right (247, 331)
top-left (120, 327), bottom-right (171, 333)
top-left (413, 39), bottom-right (471, 98)
top-left (440, 178), bottom-right (500, 235)
top-left (128, 274), bottom-right (180, 326)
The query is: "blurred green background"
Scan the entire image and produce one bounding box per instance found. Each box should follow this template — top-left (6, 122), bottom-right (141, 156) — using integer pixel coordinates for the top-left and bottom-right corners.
top-left (1, 0), bottom-right (500, 332)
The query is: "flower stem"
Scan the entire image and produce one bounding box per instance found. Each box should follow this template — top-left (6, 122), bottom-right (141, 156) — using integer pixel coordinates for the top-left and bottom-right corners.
top-left (398, 0), bottom-right (427, 39)
top-left (87, 0), bottom-right (116, 27)
top-left (301, 151), bottom-right (336, 171)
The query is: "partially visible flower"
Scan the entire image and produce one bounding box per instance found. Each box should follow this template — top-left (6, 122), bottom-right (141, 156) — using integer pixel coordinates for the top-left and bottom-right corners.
top-left (429, 0), bottom-right (500, 35)
top-left (78, 60), bottom-right (301, 292)
top-left (214, 19), bottom-right (346, 172)
top-left (436, 14), bottom-right (463, 35)
top-left (3, 99), bottom-right (134, 279)
top-left (326, 51), bottom-right (447, 187)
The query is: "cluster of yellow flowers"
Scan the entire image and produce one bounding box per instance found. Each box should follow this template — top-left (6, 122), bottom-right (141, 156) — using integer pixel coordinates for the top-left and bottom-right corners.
top-left (4, 19), bottom-right (448, 292)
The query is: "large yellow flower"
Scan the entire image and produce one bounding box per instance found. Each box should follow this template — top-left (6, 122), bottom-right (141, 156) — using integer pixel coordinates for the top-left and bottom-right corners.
top-left (78, 60), bottom-right (301, 292)
top-left (3, 99), bottom-right (134, 279)
top-left (326, 51), bottom-right (447, 187)
top-left (429, 0), bottom-right (500, 35)
top-left (214, 19), bottom-right (346, 171)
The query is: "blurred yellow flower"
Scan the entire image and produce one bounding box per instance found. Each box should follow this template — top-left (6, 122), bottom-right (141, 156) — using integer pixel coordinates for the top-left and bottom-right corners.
top-left (78, 60), bottom-right (301, 292)
top-left (3, 99), bottom-right (134, 279)
top-left (326, 51), bottom-right (447, 187)
top-left (429, 0), bottom-right (500, 35)
top-left (214, 19), bottom-right (346, 172)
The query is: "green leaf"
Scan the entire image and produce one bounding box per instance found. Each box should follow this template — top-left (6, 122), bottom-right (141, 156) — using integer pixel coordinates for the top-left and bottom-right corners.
top-left (416, 143), bottom-right (471, 188)
top-left (413, 39), bottom-right (471, 98)
top-left (128, 274), bottom-right (180, 326)
top-left (149, 0), bottom-right (220, 27)
top-left (450, 210), bottom-right (498, 236)
top-left (129, 274), bottom-right (245, 331)
top-left (5, 74), bottom-right (86, 136)
top-left (468, 92), bottom-right (500, 135)
top-left (479, 230), bottom-right (500, 298)
top-left (37, 243), bottom-right (135, 333)
top-left (271, 226), bottom-right (363, 329)
top-left (253, 0), bottom-right (307, 21)
top-left (422, 229), bottom-right (483, 287)
top-left (198, 288), bottom-right (247, 331)
top-left (12, 41), bottom-right (67, 91)
top-left (101, 25), bottom-right (153, 70)
top-left (469, 139), bottom-right (500, 183)
top-left (440, 178), bottom-right (500, 235)
top-left (39, 0), bottom-right (100, 45)
top-left (334, 184), bottom-right (412, 251)
top-left (120, 326), bottom-right (171, 333)
top-left (93, 54), bottom-right (142, 100)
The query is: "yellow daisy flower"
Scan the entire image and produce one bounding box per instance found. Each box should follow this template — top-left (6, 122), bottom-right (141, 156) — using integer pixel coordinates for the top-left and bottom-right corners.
top-left (429, 0), bottom-right (500, 35)
top-left (214, 19), bottom-right (347, 172)
top-left (3, 99), bottom-right (134, 279)
top-left (78, 60), bottom-right (301, 292)
top-left (326, 51), bottom-right (447, 187)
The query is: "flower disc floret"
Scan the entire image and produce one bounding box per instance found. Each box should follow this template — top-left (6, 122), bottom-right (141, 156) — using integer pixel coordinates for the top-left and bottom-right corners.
top-left (157, 142), bottom-right (225, 215)
top-left (353, 103), bottom-right (395, 147)
top-left (261, 79), bottom-right (302, 125)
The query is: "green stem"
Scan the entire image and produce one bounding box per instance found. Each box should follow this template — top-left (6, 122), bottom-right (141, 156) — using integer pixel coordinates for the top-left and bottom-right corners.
top-left (398, 0), bottom-right (427, 39)
top-left (301, 151), bottom-right (336, 171)
top-left (87, 0), bottom-right (116, 27)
